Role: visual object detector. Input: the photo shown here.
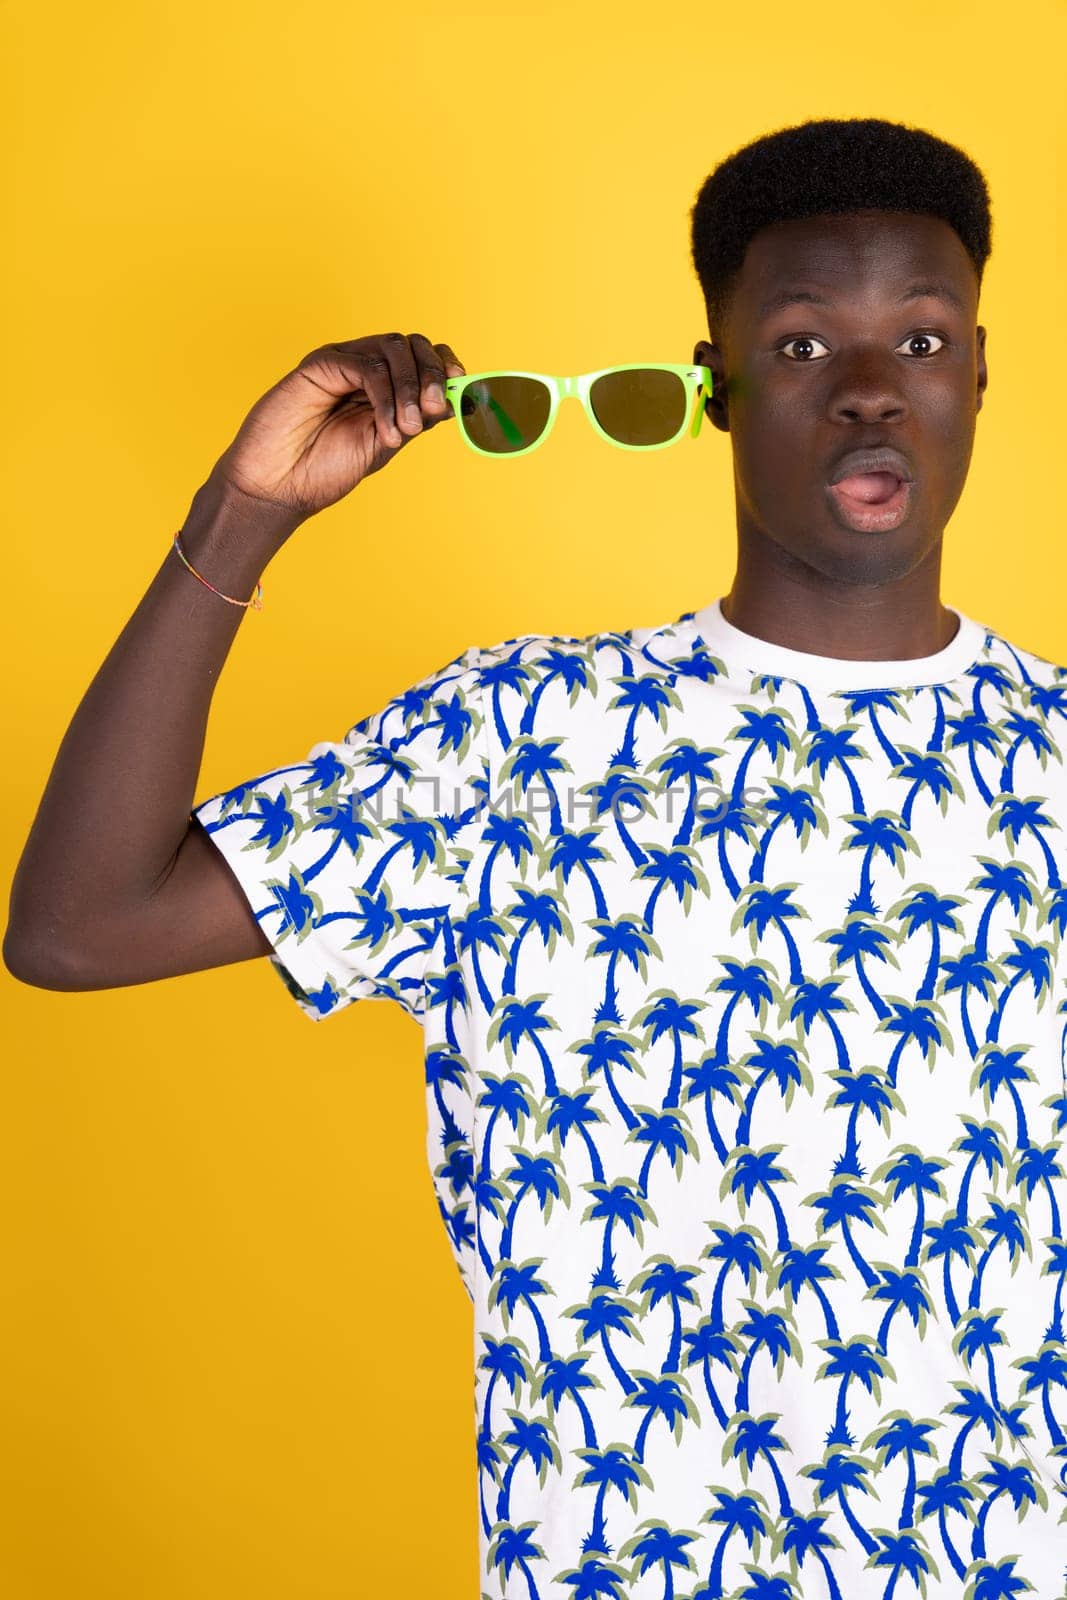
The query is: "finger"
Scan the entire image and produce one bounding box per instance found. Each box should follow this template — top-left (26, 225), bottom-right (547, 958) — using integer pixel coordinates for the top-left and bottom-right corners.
top-left (310, 343), bottom-right (405, 450)
top-left (407, 333), bottom-right (451, 415)
top-left (436, 343), bottom-right (466, 378)
top-left (379, 332), bottom-right (424, 437)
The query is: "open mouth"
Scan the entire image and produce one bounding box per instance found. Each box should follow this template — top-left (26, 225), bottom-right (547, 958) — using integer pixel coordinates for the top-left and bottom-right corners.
top-left (826, 470), bottom-right (913, 532)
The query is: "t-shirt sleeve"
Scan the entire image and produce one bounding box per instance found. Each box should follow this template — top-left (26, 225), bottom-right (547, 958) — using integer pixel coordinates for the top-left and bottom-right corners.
top-left (190, 644), bottom-right (487, 1023)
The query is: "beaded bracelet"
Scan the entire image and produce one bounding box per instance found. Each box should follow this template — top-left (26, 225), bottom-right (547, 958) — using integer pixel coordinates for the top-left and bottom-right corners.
top-left (172, 531), bottom-right (264, 610)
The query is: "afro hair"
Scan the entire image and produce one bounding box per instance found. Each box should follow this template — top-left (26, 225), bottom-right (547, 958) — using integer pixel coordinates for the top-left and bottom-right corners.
top-left (690, 117), bottom-right (992, 337)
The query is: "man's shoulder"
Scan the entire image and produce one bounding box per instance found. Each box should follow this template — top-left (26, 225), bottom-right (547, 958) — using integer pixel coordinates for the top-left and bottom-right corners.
top-left (983, 623), bottom-right (1067, 689)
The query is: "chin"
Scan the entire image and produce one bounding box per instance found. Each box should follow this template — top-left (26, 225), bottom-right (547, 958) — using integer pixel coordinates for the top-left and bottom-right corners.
top-left (806, 522), bottom-right (938, 586)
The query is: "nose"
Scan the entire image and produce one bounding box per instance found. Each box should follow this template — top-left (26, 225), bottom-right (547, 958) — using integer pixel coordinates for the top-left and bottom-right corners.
top-left (827, 352), bottom-right (908, 425)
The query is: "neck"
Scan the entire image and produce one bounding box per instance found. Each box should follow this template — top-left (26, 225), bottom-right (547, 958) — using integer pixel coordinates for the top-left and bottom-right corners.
top-left (722, 547), bottom-right (956, 662)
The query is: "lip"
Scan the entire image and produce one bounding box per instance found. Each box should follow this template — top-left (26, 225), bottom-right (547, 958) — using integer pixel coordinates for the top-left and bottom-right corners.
top-left (826, 475), bottom-right (914, 532)
top-left (828, 446), bottom-right (915, 486)
top-left (825, 444), bottom-right (916, 533)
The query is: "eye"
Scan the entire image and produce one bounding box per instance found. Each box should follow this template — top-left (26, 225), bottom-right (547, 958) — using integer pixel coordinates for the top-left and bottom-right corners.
top-left (779, 336), bottom-right (830, 362)
top-left (896, 331), bottom-right (946, 357)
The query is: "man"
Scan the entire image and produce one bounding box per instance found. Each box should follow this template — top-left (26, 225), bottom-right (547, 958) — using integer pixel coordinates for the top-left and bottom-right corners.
top-left (7, 117), bottom-right (1067, 1596)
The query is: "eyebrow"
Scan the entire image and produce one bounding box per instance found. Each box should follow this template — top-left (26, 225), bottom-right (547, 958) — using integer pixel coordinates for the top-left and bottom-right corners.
top-left (757, 280), bottom-right (967, 318)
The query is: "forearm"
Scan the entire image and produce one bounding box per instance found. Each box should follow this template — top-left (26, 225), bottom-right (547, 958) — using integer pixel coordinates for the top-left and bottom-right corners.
top-left (5, 473), bottom-right (303, 966)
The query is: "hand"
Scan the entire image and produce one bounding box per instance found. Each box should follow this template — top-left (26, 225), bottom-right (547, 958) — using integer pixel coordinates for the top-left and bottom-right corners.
top-left (206, 333), bottom-right (466, 520)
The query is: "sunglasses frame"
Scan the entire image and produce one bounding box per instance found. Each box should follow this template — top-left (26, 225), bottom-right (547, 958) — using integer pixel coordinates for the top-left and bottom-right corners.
top-left (442, 362), bottom-right (714, 458)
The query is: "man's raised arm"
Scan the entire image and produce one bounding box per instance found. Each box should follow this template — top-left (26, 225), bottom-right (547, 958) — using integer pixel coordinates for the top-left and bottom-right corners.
top-left (3, 332), bottom-right (467, 990)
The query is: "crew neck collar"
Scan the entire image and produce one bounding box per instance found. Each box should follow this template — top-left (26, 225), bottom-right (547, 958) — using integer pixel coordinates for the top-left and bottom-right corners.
top-left (690, 597), bottom-right (987, 691)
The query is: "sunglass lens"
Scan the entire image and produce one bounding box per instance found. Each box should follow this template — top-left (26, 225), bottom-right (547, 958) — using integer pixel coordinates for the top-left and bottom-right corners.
top-left (458, 376), bottom-right (552, 453)
top-left (589, 368), bottom-right (688, 446)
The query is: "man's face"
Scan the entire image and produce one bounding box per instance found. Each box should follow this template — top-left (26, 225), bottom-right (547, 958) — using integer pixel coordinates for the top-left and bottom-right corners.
top-left (693, 209), bottom-right (987, 585)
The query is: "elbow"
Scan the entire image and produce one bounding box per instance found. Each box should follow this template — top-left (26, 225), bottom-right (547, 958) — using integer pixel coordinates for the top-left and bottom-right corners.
top-left (3, 923), bottom-right (86, 990)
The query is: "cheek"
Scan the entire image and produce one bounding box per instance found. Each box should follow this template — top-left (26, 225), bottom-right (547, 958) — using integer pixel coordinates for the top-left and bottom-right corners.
top-left (730, 379), bottom-right (810, 486)
top-left (909, 379), bottom-right (979, 495)
top-left (913, 374), bottom-right (976, 444)
top-left (732, 361), bottom-right (815, 437)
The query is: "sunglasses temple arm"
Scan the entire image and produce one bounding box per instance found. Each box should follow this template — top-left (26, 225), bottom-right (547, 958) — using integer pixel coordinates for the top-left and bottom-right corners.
top-left (487, 395), bottom-right (525, 447)
top-left (689, 377), bottom-right (709, 439)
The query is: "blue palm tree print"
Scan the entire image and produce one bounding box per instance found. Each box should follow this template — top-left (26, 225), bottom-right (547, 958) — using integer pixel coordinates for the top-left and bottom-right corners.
top-left (192, 603), bottom-right (1067, 1597)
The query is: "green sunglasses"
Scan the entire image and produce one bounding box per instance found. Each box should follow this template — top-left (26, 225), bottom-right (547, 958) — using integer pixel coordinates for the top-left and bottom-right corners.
top-left (442, 363), bottom-right (714, 458)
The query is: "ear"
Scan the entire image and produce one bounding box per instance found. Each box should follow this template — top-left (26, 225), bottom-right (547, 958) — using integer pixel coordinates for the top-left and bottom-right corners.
top-left (976, 325), bottom-right (988, 414)
top-left (694, 338), bottom-right (730, 434)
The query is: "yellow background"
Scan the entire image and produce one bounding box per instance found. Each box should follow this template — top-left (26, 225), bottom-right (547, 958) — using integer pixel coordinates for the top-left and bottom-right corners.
top-left (3, 1), bottom-right (1064, 1594)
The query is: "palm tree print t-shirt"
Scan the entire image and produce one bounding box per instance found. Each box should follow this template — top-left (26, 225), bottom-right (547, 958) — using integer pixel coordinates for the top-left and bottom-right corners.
top-left (193, 599), bottom-right (1067, 1600)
